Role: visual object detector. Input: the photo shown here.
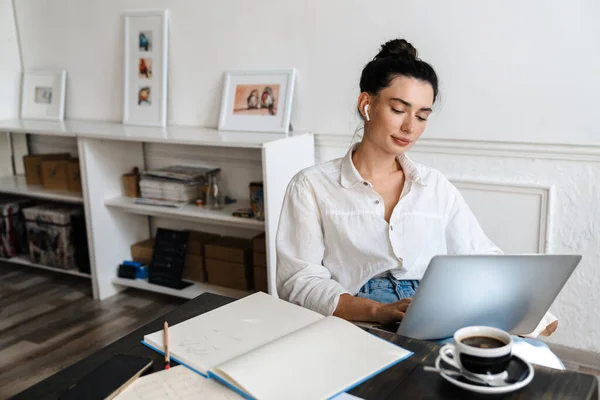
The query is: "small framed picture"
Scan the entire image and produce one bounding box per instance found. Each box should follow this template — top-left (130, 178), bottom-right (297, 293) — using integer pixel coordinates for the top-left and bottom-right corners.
top-left (123, 10), bottom-right (168, 127)
top-left (218, 69), bottom-right (296, 133)
top-left (20, 70), bottom-right (67, 121)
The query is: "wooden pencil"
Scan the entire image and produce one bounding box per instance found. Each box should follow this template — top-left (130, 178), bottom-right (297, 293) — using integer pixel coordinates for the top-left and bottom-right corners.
top-left (164, 321), bottom-right (170, 370)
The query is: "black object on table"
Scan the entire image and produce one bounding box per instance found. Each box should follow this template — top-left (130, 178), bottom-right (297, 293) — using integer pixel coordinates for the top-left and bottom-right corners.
top-left (57, 354), bottom-right (152, 400)
top-left (13, 293), bottom-right (599, 400)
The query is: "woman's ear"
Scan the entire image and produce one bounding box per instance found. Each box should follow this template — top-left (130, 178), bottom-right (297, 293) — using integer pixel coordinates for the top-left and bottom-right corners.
top-left (357, 92), bottom-right (371, 121)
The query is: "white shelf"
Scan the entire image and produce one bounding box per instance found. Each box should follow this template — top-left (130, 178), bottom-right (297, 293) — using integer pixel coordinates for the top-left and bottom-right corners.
top-left (0, 118), bottom-right (302, 149)
top-left (0, 119), bottom-right (75, 136)
top-left (105, 196), bottom-right (264, 229)
top-left (4, 254), bottom-right (92, 278)
top-left (0, 175), bottom-right (84, 204)
top-left (74, 121), bottom-right (293, 148)
top-left (112, 277), bottom-right (251, 299)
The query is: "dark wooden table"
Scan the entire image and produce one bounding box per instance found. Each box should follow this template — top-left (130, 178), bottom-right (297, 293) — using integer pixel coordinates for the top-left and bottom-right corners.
top-left (13, 293), bottom-right (598, 400)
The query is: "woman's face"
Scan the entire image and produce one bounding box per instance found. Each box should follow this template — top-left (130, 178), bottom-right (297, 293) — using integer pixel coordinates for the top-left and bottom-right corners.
top-left (363, 76), bottom-right (434, 154)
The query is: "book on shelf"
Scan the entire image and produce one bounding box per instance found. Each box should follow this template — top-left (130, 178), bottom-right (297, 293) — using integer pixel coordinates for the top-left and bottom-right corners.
top-left (143, 165), bottom-right (220, 182)
top-left (142, 292), bottom-right (412, 400)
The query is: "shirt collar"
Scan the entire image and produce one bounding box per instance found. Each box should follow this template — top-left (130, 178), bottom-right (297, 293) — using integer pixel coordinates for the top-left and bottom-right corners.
top-left (340, 143), bottom-right (427, 188)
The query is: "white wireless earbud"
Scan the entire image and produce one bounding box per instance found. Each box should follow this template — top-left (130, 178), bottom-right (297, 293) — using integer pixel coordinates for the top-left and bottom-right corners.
top-left (364, 104), bottom-right (370, 121)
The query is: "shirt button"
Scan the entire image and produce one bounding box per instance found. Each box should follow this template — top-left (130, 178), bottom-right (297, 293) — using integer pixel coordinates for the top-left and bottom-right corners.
top-left (363, 182), bottom-right (369, 186)
top-left (374, 200), bottom-right (379, 205)
top-left (390, 225), bottom-right (394, 231)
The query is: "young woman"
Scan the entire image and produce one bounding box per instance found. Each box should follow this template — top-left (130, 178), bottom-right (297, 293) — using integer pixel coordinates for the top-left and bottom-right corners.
top-left (275, 38), bottom-right (558, 341)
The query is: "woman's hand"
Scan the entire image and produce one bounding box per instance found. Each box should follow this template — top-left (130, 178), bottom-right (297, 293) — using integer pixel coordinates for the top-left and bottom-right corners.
top-left (373, 298), bottom-right (412, 325)
top-left (333, 294), bottom-right (412, 324)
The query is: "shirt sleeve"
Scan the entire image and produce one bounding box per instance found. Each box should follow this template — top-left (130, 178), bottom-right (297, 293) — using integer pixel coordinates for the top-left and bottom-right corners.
top-left (444, 182), bottom-right (503, 255)
top-left (275, 174), bottom-right (351, 316)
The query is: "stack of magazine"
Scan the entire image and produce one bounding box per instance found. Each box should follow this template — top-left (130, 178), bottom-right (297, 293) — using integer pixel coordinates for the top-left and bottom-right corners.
top-left (136, 165), bottom-right (220, 208)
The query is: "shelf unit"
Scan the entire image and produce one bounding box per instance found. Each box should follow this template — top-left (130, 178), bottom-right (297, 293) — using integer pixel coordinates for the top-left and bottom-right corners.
top-left (8, 255), bottom-right (91, 278)
top-left (111, 277), bottom-right (250, 299)
top-left (0, 119), bottom-right (315, 301)
top-left (0, 175), bottom-right (83, 204)
top-left (104, 197), bottom-right (264, 229)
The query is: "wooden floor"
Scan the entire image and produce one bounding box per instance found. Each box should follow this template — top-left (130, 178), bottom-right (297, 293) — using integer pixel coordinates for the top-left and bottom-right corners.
top-left (1, 262), bottom-right (599, 399)
top-left (0, 262), bottom-right (186, 399)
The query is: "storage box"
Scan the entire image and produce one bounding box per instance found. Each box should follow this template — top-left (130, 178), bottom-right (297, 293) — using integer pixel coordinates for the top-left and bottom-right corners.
top-left (23, 204), bottom-right (87, 270)
top-left (122, 173), bottom-right (140, 198)
top-left (67, 159), bottom-right (82, 193)
top-left (253, 232), bottom-right (266, 254)
top-left (206, 258), bottom-right (252, 291)
top-left (182, 230), bottom-right (220, 283)
top-left (184, 253), bottom-right (206, 282)
top-left (41, 159), bottom-right (70, 191)
top-left (23, 153), bottom-right (70, 186)
top-left (253, 251), bottom-right (267, 268)
top-left (130, 238), bottom-right (155, 265)
top-left (0, 197), bottom-right (31, 258)
top-left (205, 237), bottom-right (253, 264)
top-left (253, 266), bottom-right (268, 292)
top-left (205, 236), bottom-right (253, 289)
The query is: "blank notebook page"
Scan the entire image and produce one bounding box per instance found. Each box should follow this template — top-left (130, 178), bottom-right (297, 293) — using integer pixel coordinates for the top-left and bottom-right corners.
top-left (213, 316), bottom-right (412, 400)
top-left (143, 292), bottom-right (323, 375)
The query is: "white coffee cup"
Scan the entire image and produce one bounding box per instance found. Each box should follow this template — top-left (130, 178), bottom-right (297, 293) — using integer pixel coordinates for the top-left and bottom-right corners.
top-left (439, 326), bottom-right (513, 378)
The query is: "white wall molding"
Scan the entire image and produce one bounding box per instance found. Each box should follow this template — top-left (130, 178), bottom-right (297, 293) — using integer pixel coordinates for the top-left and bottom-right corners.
top-left (449, 178), bottom-right (555, 254)
top-left (316, 134), bottom-right (600, 163)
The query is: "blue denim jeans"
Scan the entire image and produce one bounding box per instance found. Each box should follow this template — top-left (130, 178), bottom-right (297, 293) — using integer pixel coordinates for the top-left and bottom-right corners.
top-left (357, 273), bottom-right (565, 369)
top-left (356, 272), bottom-right (419, 303)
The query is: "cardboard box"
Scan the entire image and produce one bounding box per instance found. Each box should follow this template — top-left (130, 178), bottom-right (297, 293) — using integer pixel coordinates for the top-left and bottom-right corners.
top-left (130, 238), bottom-right (154, 265)
top-left (183, 253), bottom-right (206, 282)
top-left (253, 266), bottom-right (268, 292)
top-left (122, 173), bottom-right (140, 197)
top-left (253, 251), bottom-right (267, 268)
top-left (41, 159), bottom-right (70, 191)
top-left (181, 230), bottom-right (220, 283)
top-left (23, 153), bottom-right (70, 186)
top-left (205, 236), bottom-right (253, 264)
top-left (67, 159), bottom-right (82, 193)
top-left (253, 232), bottom-right (266, 253)
top-left (206, 258), bottom-right (252, 290)
top-left (187, 230), bottom-right (220, 255)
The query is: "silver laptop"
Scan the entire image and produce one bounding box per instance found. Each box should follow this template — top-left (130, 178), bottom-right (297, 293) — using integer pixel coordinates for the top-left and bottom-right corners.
top-left (369, 254), bottom-right (581, 340)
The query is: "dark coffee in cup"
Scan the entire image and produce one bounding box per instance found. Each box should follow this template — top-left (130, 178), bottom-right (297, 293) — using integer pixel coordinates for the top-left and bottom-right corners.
top-left (461, 335), bottom-right (507, 349)
top-left (440, 326), bottom-right (513, 379)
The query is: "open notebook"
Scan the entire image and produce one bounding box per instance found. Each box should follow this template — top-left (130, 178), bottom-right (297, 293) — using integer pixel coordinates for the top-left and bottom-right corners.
top-left (143, 292), bottom-right (412, 400)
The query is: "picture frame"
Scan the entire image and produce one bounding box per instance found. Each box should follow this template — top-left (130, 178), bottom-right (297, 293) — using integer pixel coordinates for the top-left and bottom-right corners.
top-left (218, 69), bottom-right (296, 133)
top-left (20, 70), bottom-right (67, 121)
top-left (123, 9), bottom-right (169, 127)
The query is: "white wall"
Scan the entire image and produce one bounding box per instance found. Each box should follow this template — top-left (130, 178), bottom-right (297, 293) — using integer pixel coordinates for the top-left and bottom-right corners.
top-left (0, 0), bottom-right (22, 175)
top-left (12, 0), bottom-right (600, 352)
top-left (13, 0), bottom-right (600, 144)
top-left (0, 0), bottom-right (21, 120)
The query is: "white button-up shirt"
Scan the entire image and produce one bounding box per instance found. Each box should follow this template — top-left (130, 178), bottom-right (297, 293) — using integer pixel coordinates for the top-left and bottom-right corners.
top-left (276, 144), bottom-right (502, 317)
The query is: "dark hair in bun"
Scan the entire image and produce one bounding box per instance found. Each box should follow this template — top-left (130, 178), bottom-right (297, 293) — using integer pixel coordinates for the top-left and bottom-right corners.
top-left (360, 39), bottom-right (439, 103)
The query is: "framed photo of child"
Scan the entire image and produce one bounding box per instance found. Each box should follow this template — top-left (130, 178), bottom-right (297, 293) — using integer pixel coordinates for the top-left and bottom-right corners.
top-left (218, 69), bottom-right (296, 134)
top-left (122, 10), bottom-right (168, 127)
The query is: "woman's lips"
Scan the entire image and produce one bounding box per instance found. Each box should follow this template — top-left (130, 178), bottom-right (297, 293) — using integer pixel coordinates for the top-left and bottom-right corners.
top-left (392, 136), bottom-right (411, 146)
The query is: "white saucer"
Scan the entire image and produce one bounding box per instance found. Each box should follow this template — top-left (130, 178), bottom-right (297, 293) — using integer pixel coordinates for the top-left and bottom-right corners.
top-left (434, 353), bottom-right (534, 394)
